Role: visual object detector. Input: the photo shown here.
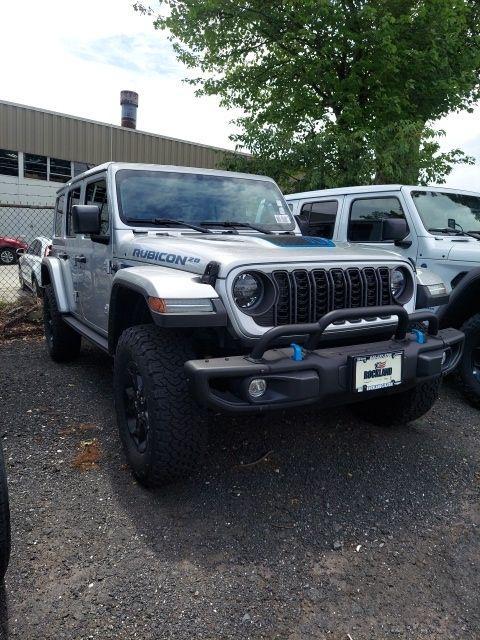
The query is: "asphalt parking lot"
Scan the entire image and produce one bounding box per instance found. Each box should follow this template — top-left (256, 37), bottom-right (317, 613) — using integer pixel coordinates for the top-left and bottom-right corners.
top-left (1, 336), bottom-right (479, 639)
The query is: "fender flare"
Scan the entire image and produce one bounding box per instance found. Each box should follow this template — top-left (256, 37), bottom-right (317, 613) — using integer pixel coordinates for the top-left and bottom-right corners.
top-left (40, 257), bottom-right (69, 313)
top-left (108, 267), bottom-right (226, 354)
top-left (438, 267), bottom-right (480, 329)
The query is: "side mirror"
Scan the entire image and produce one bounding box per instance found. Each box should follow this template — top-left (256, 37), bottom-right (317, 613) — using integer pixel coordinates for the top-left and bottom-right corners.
top-left (381, 218), bottom-right (409, 242)
top-left (72, 205), bottom-right (101, 235)
top-left (16, 248), bottom-right (25, 256)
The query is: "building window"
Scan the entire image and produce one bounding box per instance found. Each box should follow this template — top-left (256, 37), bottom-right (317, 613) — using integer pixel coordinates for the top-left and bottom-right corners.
top-left (73, 161), bottom-right (94, 177)
top-left (50, 158), bottom-right (72, 183)
top-left (0, 149), bottom-right (19, 177)
top-left (24, 153), bottom-right (48, 180)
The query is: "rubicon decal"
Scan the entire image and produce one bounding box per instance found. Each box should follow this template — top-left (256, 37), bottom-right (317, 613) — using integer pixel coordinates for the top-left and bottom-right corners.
top-left (132, 248), bottom-right (201, 266)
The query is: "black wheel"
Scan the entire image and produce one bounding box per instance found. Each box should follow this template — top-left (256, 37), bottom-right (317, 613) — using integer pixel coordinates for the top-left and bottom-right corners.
top-left (114, 325), bottom-right (208, 487)
top-left (351, 377), bottom-right (442, 426)
top-left (43, 284), bottom-right (81, 362)
top-left (0, 442), bottom-right (10, 581)
top-left (0, 248), bottom-right (15, 265)
top-left (457, 313), bottom-right (480, 408)
top-left (32, 275), bottom-right (42, 298)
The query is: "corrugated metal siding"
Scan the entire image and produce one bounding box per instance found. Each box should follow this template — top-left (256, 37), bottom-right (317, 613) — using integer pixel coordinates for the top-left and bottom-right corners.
top-left (0, 101), bottom-right (228, 168)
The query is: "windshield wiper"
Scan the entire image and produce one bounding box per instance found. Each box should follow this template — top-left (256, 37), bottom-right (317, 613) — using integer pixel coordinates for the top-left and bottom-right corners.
top-left (125, 217), bottom-right (213, 234)
top-left (428, 227), bottom-right (466, 236)
top-left (200, 220), bottom-right (274, 235)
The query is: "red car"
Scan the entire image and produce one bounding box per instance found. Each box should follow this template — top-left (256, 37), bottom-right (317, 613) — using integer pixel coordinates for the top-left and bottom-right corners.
top-left (0, 236), bottom-right (28, 265)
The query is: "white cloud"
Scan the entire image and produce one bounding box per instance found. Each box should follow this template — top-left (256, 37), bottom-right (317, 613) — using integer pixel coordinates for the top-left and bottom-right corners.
top-left (0, 0), bottom-right (479, 189)
top-left (0, 0), bottom-right (238, 149)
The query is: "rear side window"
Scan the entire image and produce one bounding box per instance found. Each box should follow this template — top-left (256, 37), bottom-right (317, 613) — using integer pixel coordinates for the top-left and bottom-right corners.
top-left (54, 195), bottom-right (65, 237)
top-left (85, 179), bottom-right (110, 235)
top-left (348, 197), bottom-right (408, 241)
top-left (298, 200), bottom-right (338, 239)
top-left (66, 187), bottom-right (81, 236)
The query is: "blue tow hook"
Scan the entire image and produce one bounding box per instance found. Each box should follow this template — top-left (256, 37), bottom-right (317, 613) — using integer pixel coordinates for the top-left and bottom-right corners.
top-left (411, 328), bottom-right (426, 344)
top-left (290, 343), bottom-right (304, 361)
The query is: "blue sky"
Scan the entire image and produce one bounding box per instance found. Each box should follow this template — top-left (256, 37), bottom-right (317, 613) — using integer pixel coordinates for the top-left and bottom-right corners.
top-left (0, 0), bottom-right (478, 190)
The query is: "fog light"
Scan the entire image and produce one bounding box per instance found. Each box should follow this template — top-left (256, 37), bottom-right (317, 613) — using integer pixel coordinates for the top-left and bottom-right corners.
top-left (248, 378), bottom-right (267, 398)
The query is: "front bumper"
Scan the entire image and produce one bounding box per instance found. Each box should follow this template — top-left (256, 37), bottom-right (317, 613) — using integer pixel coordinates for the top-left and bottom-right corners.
top-left (185, 306), bottom-right (464, 413)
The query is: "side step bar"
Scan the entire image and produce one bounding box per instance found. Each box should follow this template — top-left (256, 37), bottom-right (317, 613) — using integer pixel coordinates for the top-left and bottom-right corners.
top-left (63, 316), bottom-right (109, 353)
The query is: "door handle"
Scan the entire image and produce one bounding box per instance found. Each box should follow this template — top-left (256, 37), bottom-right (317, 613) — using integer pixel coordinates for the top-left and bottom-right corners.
top-left (58, 252), bottom-right (69, 260)
top-left (74, 255), bottom-right (87, 264)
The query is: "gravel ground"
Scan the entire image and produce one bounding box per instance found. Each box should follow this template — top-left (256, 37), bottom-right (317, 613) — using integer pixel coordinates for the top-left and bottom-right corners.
top-left (1, 336), bottom-right (479, 639)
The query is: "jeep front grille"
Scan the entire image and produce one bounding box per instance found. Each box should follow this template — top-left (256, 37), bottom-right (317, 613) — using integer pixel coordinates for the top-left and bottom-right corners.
top-left (254, 267), bottom-right (392, 327)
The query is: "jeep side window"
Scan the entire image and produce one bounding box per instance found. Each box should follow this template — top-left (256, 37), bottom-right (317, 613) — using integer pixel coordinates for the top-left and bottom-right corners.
top-left (54, 195), bottom-right (64, 237)
top-left (66, 187), bottom-right (81, 237)
top-left (348, 197), bottom-right (408, 242)
top-left (85, 179), bottom-right (110, 235)
top-left (298, 200), bottom-right (338, 238)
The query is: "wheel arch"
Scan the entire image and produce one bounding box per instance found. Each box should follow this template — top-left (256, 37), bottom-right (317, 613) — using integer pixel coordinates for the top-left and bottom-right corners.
top-left (41, 258), bottom-right (69, 312)
top-left (439, 268), bottom-right (480, 329)
top-left (108, 283), bottom-right (154, 354)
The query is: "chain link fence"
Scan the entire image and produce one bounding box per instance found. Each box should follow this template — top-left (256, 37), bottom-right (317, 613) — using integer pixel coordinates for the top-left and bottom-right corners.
top-left (0, 204), bottom-right (54, 302)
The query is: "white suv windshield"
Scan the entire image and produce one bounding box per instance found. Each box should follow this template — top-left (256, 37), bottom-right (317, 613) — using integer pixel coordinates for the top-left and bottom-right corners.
top-left (116, 170), bottom-right (295, 231)
top-left (412, 190), bottom-right (480, 234)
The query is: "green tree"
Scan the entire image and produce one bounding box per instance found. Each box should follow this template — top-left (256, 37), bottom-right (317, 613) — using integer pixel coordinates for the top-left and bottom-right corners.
top-left (135, 0), bottom-right (480, 191)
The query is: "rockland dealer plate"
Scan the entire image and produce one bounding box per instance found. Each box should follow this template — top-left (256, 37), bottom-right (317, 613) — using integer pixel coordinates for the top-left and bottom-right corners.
top-left (351, 351), bottom-right (403, 393)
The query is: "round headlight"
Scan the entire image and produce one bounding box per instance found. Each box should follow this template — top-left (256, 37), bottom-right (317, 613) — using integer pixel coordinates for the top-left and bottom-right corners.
top-left (233, 272), bottom-right (264, 309)
top-left (391, 268), bottom-right (406, 300)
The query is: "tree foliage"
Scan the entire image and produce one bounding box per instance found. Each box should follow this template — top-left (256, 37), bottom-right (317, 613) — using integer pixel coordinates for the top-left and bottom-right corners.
top-left (135, 0), bottom-right (480, 191)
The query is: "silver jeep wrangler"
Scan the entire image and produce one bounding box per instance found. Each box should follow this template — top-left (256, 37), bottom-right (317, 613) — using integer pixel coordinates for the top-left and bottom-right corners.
top-left (41, 163), bottom-right (463, 487)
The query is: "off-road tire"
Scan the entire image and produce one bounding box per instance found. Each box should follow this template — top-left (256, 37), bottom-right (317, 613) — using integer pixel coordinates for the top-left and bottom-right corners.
top-left (43, 284), bottom-right (81, 362)
top-left (114, 325), bottom-right (208, 487)
top-left (351, 377), bottom-right (442, 426)
top-left (0, 443), bottom-right (11, 581)
top-left (0, 248), bottom-right (15, 265)
top-left (457, 313), bottom-right (480, 408)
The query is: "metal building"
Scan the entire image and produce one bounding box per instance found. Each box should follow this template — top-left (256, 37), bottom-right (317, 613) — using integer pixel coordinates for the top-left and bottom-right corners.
top-left (0, 98), bottom-right (231, 206)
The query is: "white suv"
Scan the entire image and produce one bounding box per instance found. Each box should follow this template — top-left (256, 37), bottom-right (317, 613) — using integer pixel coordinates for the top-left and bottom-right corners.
top-left (286, 185), bottom-right (480, 406)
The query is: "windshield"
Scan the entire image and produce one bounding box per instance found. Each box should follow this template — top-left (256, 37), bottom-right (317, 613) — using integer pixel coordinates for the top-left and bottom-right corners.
top-left (412, 190), bottom-right (480, 233)
top-left (116, 170), bottom-right (295, 231)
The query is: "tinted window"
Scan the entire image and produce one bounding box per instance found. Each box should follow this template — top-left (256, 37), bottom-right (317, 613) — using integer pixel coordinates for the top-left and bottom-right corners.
top-left (67, 187), bottom-right (81, 236)
top-left (33, 240), bottom-right (42, 256)
top-left (298, 200), bottom-right (338, 238)
top-left (26, 241), bottom-right (36, 254)
top-left (85, 179), bottom-right (110, 235)
top-left (348, 197), bottom-right (407, 241)
top-left (0, 149), bottom-right (19, 177)
top-left (50, 158), bottom-right (71, 183)
top-left (24, 153), bottom-right (48, 180)
top-left (54, 195), bottom-right (64, 237)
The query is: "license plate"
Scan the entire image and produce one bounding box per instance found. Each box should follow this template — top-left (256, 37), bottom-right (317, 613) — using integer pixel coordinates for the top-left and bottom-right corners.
top-left (352, 352), bottom-right (403, 393)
